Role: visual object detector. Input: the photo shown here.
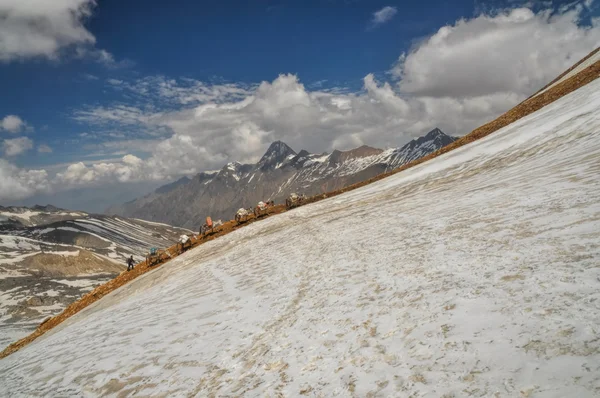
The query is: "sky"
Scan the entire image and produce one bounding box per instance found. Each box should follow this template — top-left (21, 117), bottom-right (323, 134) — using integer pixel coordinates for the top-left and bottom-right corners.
top-left (1, 0), bottom-right (599, 212)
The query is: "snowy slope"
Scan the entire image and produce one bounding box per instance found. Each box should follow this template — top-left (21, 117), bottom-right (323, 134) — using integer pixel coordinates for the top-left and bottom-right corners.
top-left (2, 79), bottom-right (600, 396)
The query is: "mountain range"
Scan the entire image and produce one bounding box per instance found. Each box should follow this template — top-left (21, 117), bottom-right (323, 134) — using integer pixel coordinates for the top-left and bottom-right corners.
top-left (0, 205), bottom-right (191, 347)
top-left (107, 128), bottom-right (457, 229)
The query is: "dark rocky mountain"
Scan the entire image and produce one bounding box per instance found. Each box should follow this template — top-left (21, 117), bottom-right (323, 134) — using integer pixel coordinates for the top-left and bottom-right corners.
top-left (107, 128), bottom-right (458, 229)
top-left (256, 141), bottom-right (297, 171)
top-left (155, 176), bottom-right (191, 194)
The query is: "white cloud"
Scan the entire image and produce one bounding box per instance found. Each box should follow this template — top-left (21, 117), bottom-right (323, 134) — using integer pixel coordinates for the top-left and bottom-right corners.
top-left (0, 159), bottom-right (48, 201)
top-left (1, 115), bottom-right (26, 133)
top-left (392, 7), bottom-right (600, 98)
top-left (7, 4), bottom-right (600, 198)
top-left (74, 105), bottom-right (150, 126)
top-left (38, 144), bottom-right (53, 153)
top-left (371, 6), bottom-right (398, 27)
top-left (101, 75), bottom-right (257, 105)
top-left (56, 162), bottom-right (96, 184)
top-left (66, 71), bottom-right (510, 182)
top-left (3, 137), bottom-right (33, 156)
top-left (55, 154), bottom-right (148, 186)
top-left (0, 0), bottom-right (116, 64)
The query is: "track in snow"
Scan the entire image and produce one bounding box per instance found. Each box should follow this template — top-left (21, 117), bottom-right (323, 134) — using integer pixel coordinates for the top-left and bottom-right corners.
top-left (1, 79), bottom-right (600, 397)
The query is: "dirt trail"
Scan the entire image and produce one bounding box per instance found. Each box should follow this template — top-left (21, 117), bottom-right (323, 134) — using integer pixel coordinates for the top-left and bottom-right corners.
top-left (1, 48), bottom-right (598, 360)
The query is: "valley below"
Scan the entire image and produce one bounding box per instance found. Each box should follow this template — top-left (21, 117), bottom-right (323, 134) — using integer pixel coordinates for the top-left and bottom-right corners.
top-left (0, 207), bottom-right (191, 347)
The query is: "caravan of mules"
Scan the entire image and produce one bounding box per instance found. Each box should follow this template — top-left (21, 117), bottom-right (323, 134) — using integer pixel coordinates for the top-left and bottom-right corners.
top-left (138, 190), bottom-right (328, 269)
top-left (156, 195), bottom-right (302, 266)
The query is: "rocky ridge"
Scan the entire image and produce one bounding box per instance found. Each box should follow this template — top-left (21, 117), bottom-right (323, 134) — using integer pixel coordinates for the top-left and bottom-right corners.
top-left (108, 128), bottom-right (458, 228)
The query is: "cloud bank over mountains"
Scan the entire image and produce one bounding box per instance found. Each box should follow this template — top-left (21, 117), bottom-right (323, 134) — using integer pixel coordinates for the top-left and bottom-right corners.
top-left (1, 3), bottom-right (599, 201)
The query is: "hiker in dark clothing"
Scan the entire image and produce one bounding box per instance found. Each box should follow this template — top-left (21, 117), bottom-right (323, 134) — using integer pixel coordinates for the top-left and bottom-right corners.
top-left (127, 255), bottom-right (135, 271)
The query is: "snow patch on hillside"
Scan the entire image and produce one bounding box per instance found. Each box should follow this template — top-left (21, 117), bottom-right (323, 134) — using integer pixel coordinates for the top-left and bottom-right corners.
top-left (0, 211), bottom-right (42, 221)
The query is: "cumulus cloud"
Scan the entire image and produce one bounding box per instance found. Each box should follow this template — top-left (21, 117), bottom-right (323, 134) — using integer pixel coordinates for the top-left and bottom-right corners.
top-left (392, 7), bottom-right (600, 98)
top-left (3, 137), bottom-right (33, 156)
top-left (0, 159), bottom-right (48, 201)
top-left (55, 154), bottom-right (148, 186)
top-left (1, 115), bottom-right (26, 133)
top-left (69, 71), bottom-right (516, 182)
top-left (371, 6), bottom-right (398, 27)
top-left (0, 0), bottom-right (115, 64)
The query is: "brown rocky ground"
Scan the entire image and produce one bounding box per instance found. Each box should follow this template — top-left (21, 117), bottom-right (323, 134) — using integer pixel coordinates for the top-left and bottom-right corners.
top-left (1, 48), bottom-right (598, 359)
top-left (20, 250), bottom-right (124, 277)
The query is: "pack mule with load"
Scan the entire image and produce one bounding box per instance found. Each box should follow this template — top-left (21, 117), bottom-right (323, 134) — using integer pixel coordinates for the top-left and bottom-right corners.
top-left (177, 234), bottom-right (192, 254)
top-left (285, 193), bottom-right (306, 210)
top-left (254, 200), bottom-right (274, 218)
top-left (200, 216), bottom-right (223, 237)
top-left (146, 247), bottom-right (169, 267)
top-left (235, 208), bottom-right (252, 224)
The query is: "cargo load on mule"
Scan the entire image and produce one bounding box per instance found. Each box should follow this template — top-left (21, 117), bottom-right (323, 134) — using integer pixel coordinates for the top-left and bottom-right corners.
top-left (253, 200), bottom-right (274, 218)
top-left (200, 216), bottom-right (223, 237)
top-left (178, 234), bottom-right (192, 254)
top-left (146, 247), bottom-right (169, 267)
top-left (285, 193), bottom-right (306, 209)
top-left (235, 208), bottom-right (251, 224)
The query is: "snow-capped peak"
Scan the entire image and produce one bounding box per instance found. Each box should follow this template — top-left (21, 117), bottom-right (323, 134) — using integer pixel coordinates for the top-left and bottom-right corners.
top-left (423, 127), bottom-right (447, 140)
top-left (226, 161), bottom-right (242, 171)
top-left (257, 141), bottom-right (297, 170)
top-left (216, 162), bottom-right (253, 182)
top-left (401, 128), bottom-right (456, 153)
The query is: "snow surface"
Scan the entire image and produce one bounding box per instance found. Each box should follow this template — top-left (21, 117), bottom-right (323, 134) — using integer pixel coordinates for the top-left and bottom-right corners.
top-left (2, 79), bottom-right (600, 396)
top-left (56, 227), bottom-right (81, 233)
top-left (0, 210), bottom-right (86, 226)
top-left (50, 279), bottom-right (105, 288)
top-left (132, 218), bottom-right (193, 232)
top-left (0, 210), bottom-right (41, 221)
top-left (0, 268), bottom-right (29, 280)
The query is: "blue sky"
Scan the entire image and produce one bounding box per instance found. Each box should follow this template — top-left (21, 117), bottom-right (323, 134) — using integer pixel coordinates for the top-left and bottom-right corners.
top-left (1, 0), bottom-right (599, 211)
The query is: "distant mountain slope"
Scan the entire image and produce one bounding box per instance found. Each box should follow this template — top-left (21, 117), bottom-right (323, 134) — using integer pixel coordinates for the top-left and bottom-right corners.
top-left (0, 206), bottom-right (190, 348)
top-left (0, 205), bottom-right (87, 227)
top-left (108, 128), bottom-right (457, 228)
top-left (154, 176), bottom-right (191, 194)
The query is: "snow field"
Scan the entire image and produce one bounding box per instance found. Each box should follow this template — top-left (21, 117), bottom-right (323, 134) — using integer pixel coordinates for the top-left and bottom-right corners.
top-left (0, 79), bottom-right (599, 396)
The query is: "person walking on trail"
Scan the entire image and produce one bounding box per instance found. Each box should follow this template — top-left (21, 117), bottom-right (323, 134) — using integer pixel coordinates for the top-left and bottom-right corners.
top-left (127, 255), bottom-right (135, 271)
